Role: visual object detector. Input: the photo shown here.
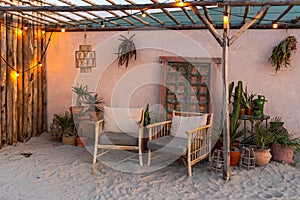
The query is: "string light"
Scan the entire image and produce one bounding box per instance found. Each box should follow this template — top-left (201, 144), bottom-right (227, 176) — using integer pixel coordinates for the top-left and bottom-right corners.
top-left (16, 71), bottom-right (20, 78)
top-left (141, 10), bottom-right (147, 18)
top-left (223, 15), bottom-right (229, 27)
top-left (38, 62), bottom-right (43, 67)
top-left (272, 21), bottom-right (278, 29)
top-left (175, 0), bottom-right (184, 7)
top-left (61, 27), bottom-right (65, 32)
top-left (100, 21), bottom-right (105, 28)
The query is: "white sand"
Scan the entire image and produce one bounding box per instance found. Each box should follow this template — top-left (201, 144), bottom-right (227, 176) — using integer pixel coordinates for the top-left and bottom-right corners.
top-left (0, 134), bottom-right (299, 200)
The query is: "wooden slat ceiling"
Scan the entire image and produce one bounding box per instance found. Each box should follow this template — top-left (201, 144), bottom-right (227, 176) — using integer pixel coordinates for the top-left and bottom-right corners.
top-left (1, 0), bottom-right (300, 31)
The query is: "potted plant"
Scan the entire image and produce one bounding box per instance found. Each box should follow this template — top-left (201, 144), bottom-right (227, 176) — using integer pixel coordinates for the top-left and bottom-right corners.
top-left (252, 122), bottom-right (275, 166)
top-left (241, 86), bottom-right (256, 116)
top-left (117, 34), bottom-right (137, 68)
top-left (269, 116), bottom-right (284, 130)
top-left (53, 111), bottom-right (76, 145)
top-left (84, 93), bottom-right (104, 121)
top-left (271, 124), bottom-right (300, 164)
top-left (71, 83), bottom-right (91, 114)
top-left (269, 35), bottom-right (297, 73)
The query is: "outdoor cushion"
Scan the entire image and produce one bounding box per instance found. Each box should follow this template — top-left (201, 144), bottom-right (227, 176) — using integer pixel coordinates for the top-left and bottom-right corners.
top-left (147, 135), bottom-right (187, 155)
top-left (99, 132), bottom-right (138, 146)
top-left (103, 106), bottom-right (142, 133)
top-left (170, 114), bottom-right (208, 139)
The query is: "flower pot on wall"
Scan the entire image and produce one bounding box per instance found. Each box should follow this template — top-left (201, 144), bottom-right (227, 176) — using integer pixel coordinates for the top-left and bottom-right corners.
top-left (271, 144), bottom-right (293, 164)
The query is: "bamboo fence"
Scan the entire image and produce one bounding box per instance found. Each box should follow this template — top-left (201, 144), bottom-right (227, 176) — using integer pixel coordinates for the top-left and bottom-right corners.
top-left (0, 13), bottom-right (47, 148)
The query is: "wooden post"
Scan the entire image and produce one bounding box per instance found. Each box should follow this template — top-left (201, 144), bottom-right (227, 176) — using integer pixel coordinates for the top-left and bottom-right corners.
top-left (222, 5), bottom-right (231, 181)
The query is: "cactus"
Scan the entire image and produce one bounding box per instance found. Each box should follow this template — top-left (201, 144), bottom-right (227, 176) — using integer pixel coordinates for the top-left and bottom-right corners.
top-left (230, 81), bottom-right (244, 145)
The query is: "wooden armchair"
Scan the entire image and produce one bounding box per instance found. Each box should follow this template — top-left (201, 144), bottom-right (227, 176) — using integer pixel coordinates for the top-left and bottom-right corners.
top-left (146, 110), bottom-right (213, 176)
top-left (93, 106), bottom-right (144, 166)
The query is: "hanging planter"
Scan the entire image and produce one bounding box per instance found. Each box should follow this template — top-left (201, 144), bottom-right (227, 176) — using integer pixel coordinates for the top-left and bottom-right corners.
top-left (269, 36), bottom-right (297, 73)
top-left (117, 34), bottom-right (137, 68)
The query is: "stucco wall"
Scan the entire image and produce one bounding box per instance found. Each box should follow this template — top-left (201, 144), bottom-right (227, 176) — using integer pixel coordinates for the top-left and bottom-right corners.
top-left (46, 29), bottom-right (300, 136)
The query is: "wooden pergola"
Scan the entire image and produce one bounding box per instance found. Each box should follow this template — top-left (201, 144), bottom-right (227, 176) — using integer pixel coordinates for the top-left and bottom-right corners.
top-left (1, 0), bottom-right (300, 180)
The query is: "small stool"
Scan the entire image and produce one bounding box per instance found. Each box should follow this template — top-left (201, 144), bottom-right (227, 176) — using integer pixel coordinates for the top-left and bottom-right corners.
top-left (239, 147), bottom-right (256, 170)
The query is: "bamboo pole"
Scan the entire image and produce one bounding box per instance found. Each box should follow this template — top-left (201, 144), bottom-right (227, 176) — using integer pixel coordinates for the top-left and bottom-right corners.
top-left (6, 14), bottom-right (13, 145)
top-left (32, 25), bottom-right (38, 137)
top-left (222, 5), bottom-right (231, 181)
top-left (0, 13), bottom-right (6, 148)
top-left (17, 18), bottom-right (23, 142)
top-left (37, 28), bottom-right (43, 135)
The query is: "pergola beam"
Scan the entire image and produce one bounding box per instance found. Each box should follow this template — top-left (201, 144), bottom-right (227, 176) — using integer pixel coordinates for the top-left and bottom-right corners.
top-left (151, 0), bottom-right (181, 25)
top-left (189, 6), bottom-right (223, 47)
top-left (229, 5), bottom-right (270, 46)
top-left (275, 5), bottom-right (294, 21)
top-left (1, 1), bottom-right (300, 12)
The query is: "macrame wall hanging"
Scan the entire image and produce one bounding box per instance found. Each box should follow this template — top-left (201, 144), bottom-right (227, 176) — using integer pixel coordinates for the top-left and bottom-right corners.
top-left (75, 30), bottom-right (96, 73)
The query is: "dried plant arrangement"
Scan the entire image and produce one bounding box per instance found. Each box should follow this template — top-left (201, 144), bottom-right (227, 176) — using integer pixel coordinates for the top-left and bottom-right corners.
top-left (117, 34), bottom-right (137, 68)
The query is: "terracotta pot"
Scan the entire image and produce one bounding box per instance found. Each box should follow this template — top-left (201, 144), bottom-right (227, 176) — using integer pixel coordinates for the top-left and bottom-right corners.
top-left (70, 106), bottom-right (84, 115)
top-left (246, 108), bottom-right (253, 116)
top-left (240, 108), bottom-right (246, 116)
top-left (230, 150), bottom-right (241, 166)
top-left (254, 149), bottom-right (272, 166)
top-left (271, 144), bottom-right (293, 164)
top-left (76, 137), bottom-right (87, 147)
top-left (89, 112), bottom-right (99, 121)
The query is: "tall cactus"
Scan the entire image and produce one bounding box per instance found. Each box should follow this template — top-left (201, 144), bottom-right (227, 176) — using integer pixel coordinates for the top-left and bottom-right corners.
top-left (230, 81), bottom-right (243, 145)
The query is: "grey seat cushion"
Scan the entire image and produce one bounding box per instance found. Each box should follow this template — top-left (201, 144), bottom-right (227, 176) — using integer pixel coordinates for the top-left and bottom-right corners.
top-left (100, 132), bottom-right (138, 146)
top-left (147, 136), bottom-right (187, 155)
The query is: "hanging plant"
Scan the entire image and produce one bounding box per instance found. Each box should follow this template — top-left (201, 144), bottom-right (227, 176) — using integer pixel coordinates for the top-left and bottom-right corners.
top-left (269, 36), bottom-right (297, 72)
top-left (117, 34), bottom-right (137, 68)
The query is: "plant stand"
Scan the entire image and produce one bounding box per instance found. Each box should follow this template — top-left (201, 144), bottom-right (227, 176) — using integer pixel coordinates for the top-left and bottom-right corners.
top-left (239, 147), bottom-right (256, 170)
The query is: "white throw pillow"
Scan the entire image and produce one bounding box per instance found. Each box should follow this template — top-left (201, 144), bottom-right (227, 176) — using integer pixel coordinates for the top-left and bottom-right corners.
top-left (170, 114), bottom-right (208, 139)
top-left (103, 106), bottom-right (143, 133)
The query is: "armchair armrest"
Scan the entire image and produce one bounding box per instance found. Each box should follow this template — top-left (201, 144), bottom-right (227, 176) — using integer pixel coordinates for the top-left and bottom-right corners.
top-left (146, 120), bottom-right (172, 140)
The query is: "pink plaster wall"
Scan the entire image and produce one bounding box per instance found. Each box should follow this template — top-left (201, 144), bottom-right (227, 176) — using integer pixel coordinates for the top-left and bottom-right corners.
top-left (46, 29), bottom-right (300, 136)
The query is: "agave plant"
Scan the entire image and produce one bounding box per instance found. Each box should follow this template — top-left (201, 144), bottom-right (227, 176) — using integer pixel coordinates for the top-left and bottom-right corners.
top-left (117, 34), bottom-right (137, 68)
top-left (269, 36), bottom-right (297, 73)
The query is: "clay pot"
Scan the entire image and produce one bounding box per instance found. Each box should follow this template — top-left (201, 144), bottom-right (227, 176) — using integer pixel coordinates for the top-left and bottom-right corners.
top-left (230, 150), bottom-right (241, 166)
top-left (76, 137), bottom-right (87, 147)
top-left (240, 108), bottom-right (246, 116)
top-left (89, 112), bottom-right (99, 121)
top-left (246, 108), bottom-right (253, 116)
top-left (70, 106), bottom-right (84, 115)
top-left (271, 144), bottom-right (293, 164)
top-left (254, 149), bottom-right (272, 166)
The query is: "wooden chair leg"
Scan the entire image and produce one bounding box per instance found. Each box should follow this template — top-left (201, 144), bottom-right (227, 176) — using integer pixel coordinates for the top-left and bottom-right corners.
top-left (93, 145), bottom-right (98, 164)
top-left (188, 164), bottom-right (192, 177)
top-left (139, 146), bottom-right (143, 166)
top-left (147, 150), bottom-right (151, 166)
